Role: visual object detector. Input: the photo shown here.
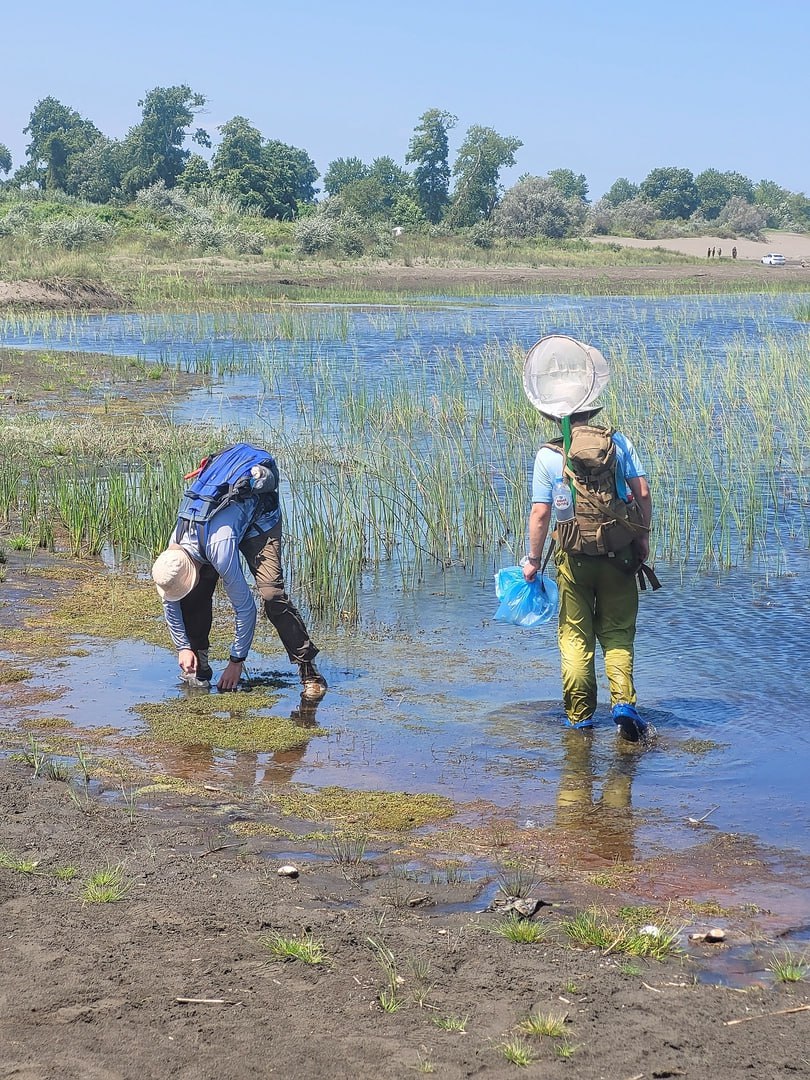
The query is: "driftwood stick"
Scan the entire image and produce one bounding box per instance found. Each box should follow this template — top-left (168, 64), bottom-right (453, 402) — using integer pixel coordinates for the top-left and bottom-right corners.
top-left (175, 997), bottom-right (239, 1005)
top-left (724, 1003), bottom-right (810, 1026)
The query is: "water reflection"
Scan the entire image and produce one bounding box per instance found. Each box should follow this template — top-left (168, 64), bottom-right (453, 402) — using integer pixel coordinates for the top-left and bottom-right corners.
top-left (159, 695), bottom-right (321, 787)
top-left (554, 729), bottom-right (640, 862)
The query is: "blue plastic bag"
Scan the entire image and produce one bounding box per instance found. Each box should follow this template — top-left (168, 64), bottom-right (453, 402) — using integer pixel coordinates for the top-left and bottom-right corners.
top-left (493, 565), bottom-right (559, 628)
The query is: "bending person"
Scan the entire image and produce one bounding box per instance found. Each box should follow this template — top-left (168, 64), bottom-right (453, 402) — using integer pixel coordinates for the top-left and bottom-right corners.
top-left (151, 443), bottom-right (326, 699)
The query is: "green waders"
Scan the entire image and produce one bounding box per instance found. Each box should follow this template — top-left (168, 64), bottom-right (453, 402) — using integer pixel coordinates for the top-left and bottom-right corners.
top-left (555, 547), bottom-right (639, 727)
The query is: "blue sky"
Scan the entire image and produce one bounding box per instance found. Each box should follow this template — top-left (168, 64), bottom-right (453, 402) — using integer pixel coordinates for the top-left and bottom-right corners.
top-left (3, 0), bottom-right (808, 199)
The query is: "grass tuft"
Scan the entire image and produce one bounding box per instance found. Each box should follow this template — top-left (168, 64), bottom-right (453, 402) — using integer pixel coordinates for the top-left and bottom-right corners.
top-left (260, 931), bottom-right (329, 965)
top-left (81, 864), bottom-right (131, 903)
top-left (517, 1010), bottom-right (568, 1037)
top-left (498, 1037), bottom-right (534, 1067)
top-left (767, 950), bottom-right (808, 983)
top-left (492, 913), bottom-right (549, 944)
top-left (434, 1013), bottom-right (469, 1033)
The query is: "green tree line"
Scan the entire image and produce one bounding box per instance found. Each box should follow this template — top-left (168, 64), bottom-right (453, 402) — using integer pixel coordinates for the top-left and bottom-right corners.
top-left (2, 87), bottom-right (809, 242)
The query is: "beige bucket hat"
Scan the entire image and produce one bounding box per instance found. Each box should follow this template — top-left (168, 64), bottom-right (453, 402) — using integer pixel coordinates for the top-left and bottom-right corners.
top-left (151, 546), bottom-right (199, 602)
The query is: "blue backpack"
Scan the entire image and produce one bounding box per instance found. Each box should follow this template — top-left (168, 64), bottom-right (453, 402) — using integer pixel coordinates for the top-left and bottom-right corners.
top-left (175, 443), bottom-right (280, 532)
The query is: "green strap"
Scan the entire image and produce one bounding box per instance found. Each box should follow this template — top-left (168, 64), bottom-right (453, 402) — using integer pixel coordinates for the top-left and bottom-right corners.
top-left (561, 415), bottom-right (575, 505)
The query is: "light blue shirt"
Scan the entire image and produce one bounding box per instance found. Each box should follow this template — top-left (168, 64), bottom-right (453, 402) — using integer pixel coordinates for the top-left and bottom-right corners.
top-left (162, 497), bottom-right (280, 660)
top-left (531, 431), bottom-right (645, 505)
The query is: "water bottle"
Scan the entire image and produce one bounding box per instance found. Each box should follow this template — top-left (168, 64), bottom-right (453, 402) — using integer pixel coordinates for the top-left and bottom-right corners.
top-left (552, 478), bottom-right (574, 521)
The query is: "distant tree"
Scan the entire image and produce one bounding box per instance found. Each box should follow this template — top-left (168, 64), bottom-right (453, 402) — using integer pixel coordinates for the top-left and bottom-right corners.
top-left (338, 156), bottom-right (412, 221)
top-left (547, 168), bottom-right (588, 202)
top-left (212, 116), bottom-right (317, 217)
top-left (784, 191), bottom-right (810, 230)
top-left (602, 177), bottom-right (638, 207)
top-left (695, 169), bottom-right (754, 220)
top-left (406, 108), bottom-right (457, 224)
top-left (262, 140), bottom-right (319, 218)
top-left (448, 125), bottom-right (522, 226)
top-left (178, 153), bottom-right (211, 191)
top-left (639, 166), bottom-right (698, 220)
top-left (66, 137), bottom-right (127, 202)
top-left (753, 178), bottom-right (791, 228)
top-left (17, 96), bottom-right (102, 190)
top-left (121, 85), bottom-right (209, 196)
top-left (494, 175), bottom-right (585, 238)
top-left (323, 157), bottom-right (368, 196)
top-left (0, 144), bottom-right (11, 175)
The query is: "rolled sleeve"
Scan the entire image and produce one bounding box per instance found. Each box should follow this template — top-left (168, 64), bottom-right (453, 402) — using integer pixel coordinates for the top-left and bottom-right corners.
top-left (531, 446), bottom-right (563, 504)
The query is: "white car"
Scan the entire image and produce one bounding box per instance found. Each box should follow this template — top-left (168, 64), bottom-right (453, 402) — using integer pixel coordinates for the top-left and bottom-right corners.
top-left (761, 253), bottom-right (786, 266)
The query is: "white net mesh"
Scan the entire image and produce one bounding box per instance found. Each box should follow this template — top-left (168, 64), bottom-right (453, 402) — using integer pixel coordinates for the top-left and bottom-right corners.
top-left (523, 335), bottom-right (610, 418)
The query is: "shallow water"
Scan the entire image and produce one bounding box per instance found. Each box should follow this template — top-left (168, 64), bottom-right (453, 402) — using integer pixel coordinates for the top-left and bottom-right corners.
top-left (4, 293), bottom-right (810, 885)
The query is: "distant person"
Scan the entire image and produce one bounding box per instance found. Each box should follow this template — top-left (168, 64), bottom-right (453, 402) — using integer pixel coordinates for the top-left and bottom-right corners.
top-left (151, 443), bottom-right (327, 699)
top-left (711, 246), bottom-right (716, 257)
top-left (522, 342), bottom-right (654, 741)
top-left (732, 246), bottom-right (738, 260)
top-left (717, 247), bottom-right (722, 258)
top-left (707, 246), bottom-right (712, 259)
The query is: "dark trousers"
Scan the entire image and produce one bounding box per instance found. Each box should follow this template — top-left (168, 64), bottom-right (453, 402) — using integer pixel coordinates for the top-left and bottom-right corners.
top-left (180, 520), bottom-right (318, 665)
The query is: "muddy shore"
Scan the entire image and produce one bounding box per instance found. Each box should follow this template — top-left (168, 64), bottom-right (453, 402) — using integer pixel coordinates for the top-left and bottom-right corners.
top-left (3, 757), bottom-right (810, 1080)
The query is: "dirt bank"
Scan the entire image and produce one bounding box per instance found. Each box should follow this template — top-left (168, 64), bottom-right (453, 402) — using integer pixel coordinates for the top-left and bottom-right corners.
top-left (0, 278), bottom-right (124, 309)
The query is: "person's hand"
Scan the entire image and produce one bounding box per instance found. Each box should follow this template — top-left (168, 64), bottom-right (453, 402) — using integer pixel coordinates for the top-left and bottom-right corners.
top-left (217, 660), bottom-right (244, 692)
top-left (178, 648), bottom-right (197, 675)
top-left (634, 535), bottom-right (650, 563)
top-left (523, 563), bottom-right (538, 582)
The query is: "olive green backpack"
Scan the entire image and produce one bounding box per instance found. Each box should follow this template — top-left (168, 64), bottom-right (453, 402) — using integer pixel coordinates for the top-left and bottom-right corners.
top-left (546, 424), bottom-right (648, 557)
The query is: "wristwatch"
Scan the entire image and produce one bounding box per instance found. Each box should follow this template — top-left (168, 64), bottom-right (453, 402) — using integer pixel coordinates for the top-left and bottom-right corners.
top-left (521, 555), bottom-right (542, 568)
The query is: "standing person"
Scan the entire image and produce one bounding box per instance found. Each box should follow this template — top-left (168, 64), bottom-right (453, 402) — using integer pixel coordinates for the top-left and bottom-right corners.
top-left (522, 358), bottom-right (653, 741)
top-left (151, 443), bottom-right (327, 699)
top-left (732, 247), bottom-right (738, 260)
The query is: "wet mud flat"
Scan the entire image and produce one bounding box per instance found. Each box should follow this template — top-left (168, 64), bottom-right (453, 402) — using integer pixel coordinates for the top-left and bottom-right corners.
top-left (2, 758), bottom-right (810, 1080)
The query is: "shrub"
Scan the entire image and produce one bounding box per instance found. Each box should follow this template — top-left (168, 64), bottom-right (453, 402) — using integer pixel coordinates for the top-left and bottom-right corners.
top-left (294, 214), bottom-right (336, 254)
top-left (495, 176), bottom-right (586, 239)
top-left (716, 196), bottom-right (766, 240)
top-left (37, 215), bottom-right (115, 249)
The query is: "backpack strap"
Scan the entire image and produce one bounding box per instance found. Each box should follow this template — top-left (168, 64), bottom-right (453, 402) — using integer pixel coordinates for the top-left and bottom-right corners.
top-left (636, 562), bottom-right (662, 591)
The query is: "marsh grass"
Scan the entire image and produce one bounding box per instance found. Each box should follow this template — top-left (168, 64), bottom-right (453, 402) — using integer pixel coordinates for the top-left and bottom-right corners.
top-left (326, 831), bottom-right (368, 866)
top-left (81, 863), bottom-right (131, 903)
top-left (767, 950), bottom-right (809, 983)
top-left (498, 1037), bottom-right (534, 1067)
top-left (496, 862), bottom-right (539, 899)
top-left (492, 913), bottom-right (550, 944)
top-left (0, 850), bottom-right (41, 874)
top-left (5, 292), bottom-right (810, 627)
top-left (51, 865), bottom-right (79, 881)
top-left (260, 930), bottom-right (329, 965)
top-left (517, 1010), bottom-right (568, 1038)
top-left (434, 1014), bottom-right (469, 1033)
top-left (561, 907), bottom-right (681, 959)
top-left (367, 937), bottom-right (405, 1012)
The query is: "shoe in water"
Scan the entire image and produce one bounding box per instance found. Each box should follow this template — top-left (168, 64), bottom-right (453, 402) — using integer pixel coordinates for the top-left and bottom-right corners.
top-left (180, 649), bottom-right (213, 689)
top-left (299, 661), bottom-right (328, 701)
top-left (566, 717), bottom-right (594, 730)
top-left (180, 667), bottom-right (212, 689)
top-left (612, 703), bottom-right (648, 743)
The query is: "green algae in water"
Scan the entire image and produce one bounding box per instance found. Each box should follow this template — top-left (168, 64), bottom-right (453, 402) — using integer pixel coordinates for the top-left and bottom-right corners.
top-left (134, 690), bottom-right (327, 753)
top-left (273, 784), bottom-right (455, 832)
top-left (0, 665), bottom-right (34, 683)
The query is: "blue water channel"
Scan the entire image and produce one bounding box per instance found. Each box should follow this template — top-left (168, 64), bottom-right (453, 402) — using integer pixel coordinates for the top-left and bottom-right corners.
top-left (4, 293), bottom-right (810, 894)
